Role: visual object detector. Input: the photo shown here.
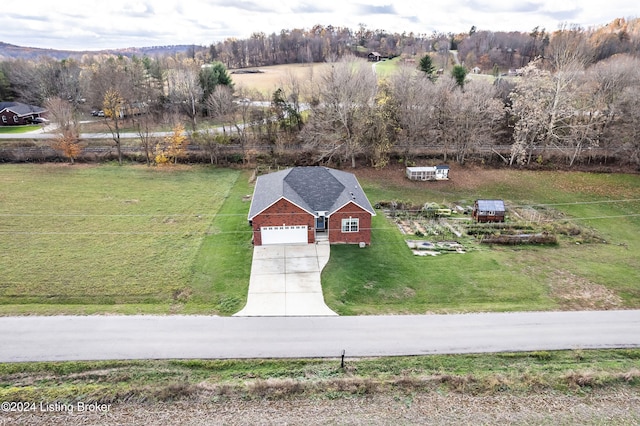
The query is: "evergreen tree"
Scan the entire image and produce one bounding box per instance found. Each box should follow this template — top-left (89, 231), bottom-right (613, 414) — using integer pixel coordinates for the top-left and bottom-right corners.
top-left (418, 54), bottom-right (435, 76)
top-left (451, 65), bottom-right (468, 89)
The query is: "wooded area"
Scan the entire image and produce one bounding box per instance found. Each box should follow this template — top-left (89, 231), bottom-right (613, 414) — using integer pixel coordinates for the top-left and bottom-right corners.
top-left (1, 18), bottom-right (640, 168)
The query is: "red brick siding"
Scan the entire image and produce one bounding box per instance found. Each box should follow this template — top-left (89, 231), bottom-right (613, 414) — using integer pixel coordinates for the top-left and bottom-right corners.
top-left (328, 203), bottom-right (372, 245)
top-left (0, 111), bottom-right (25, 126)
top-left (251, 198), bottom-right (315, 245)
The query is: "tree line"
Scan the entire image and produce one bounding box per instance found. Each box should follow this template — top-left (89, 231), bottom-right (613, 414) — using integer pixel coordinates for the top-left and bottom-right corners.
top-left (1, 19), bottom-right (640, 168)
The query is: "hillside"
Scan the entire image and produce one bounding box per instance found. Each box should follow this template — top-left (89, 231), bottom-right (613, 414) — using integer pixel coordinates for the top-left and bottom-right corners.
top-left (0, 42), bottom-right (205, 60)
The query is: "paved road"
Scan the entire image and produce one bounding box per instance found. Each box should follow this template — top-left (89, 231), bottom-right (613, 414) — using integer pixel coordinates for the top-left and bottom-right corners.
top-left (1, 310), bottom-right (639, 362)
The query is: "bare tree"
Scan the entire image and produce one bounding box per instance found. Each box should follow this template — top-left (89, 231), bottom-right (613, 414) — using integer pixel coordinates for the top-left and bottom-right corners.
top-left (166, 60), bottom-right (203, 131)
top-left (388, 65), bottom-right (431, 163)
top-left (300, 56), bottom-right (377, 168)
top-left (509, 53), bottom-right (608, 166)
top-left (134, 104), bottom-right (157, 166)
top-left (205, 85), bottom-right (235, 135)
top-left (46, 97), bottom-right (81, 164)
top-left (448, 80), bottom-right (503, 164)
top-left (102, 88), bottom-right (125, 165)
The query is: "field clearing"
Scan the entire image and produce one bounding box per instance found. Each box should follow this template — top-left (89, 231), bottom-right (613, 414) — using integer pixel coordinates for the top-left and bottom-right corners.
top-left (0, 164), bottom-right (247, 315)
top-left (229, 63), bottom-right (332, 98)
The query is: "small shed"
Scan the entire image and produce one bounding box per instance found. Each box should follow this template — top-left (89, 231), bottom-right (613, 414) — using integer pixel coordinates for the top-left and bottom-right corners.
top-left (368, 52), bottom-right (382, 62)
top-left (406, 165), bottom-right (449, 181)
top-left (472, 199), bottom-right (506, 223)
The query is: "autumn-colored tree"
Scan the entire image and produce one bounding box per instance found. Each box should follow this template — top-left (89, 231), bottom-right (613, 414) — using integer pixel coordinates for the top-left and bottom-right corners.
top-left (156, 124), bottom-right (188, 165)
top-left (102, 88), bottom-right (124, 165)
top-left (46, 96), bottom-right (82, 164)
top-left (53, 135), bottom-right (82, 164)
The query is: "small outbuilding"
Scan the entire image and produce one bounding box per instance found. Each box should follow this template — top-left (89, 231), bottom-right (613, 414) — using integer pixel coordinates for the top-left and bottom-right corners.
top-left (406, 165), bottom-right (449, 181)
top-left (248, 167), bottom-right (376, 246)
top-left (472, 199), bottom-right (506, 223)
top-left (368, 52), bottom-right (382, 62)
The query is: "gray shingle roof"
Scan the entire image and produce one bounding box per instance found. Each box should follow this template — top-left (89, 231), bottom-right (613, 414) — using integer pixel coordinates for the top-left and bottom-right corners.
top-left (0, 102), bottom-right (46, 116)
top-left (248, 167), bottom-right (376, 220)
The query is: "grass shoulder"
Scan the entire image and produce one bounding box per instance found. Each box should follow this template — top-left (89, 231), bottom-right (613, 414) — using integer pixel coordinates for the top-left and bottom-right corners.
top-left (1, 349), bottom-right (639, 404)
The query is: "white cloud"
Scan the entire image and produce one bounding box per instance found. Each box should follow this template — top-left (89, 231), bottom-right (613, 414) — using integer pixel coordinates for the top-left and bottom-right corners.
top-left (0, 0), bottom-right (637, 51)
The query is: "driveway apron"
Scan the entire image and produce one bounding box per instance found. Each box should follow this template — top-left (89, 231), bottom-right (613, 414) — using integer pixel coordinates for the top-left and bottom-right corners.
top-left (234, 242), bottom-right (338, 316)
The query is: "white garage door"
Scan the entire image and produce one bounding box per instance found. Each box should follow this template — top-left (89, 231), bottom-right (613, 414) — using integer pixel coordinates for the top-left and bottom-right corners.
top-left (260, 225), bottom-right (308, 245)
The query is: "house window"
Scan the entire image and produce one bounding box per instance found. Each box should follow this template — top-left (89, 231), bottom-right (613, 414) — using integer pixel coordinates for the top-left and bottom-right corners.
top-left (341, 217), bottom-right (359, 233)
top-left (1, 116), bottom-right (6, 124)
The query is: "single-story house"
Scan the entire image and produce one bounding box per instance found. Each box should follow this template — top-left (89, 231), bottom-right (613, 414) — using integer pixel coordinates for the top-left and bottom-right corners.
top-left (472, 199), bottom-right (506, 223)
top-left (248, 167), bottom-right (376, 246)
top-left (0, 102), bottom-right (47, 126)
top-left (406, 165), bottom-right (449, 181)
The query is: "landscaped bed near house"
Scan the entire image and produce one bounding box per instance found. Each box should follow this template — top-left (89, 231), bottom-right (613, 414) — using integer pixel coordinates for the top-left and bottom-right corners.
top-left (321, 165), bottom-right (640, 315)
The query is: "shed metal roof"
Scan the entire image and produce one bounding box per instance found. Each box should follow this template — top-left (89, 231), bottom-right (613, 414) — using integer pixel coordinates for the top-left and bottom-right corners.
top-left (476, 199), bottom-right (505, 212)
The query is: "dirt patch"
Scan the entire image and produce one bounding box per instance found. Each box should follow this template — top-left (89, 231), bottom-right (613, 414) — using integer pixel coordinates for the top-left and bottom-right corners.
top-left (5, 391), bottom-right (639, 425)
top-left (550, 270), bottom-right (623, 310)
top-left (353, 163), bottom-right (515, 193)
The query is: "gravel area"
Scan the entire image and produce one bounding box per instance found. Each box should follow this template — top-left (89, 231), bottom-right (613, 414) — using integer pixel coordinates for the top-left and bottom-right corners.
top-left (3, 390), bottom-right (639, 425)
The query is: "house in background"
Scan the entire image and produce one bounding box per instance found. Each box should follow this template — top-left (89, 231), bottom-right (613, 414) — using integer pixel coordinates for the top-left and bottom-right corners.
top-left (367, 52), bottom-right (382, 62)
top-left (472, 199), bottom-right (506, 223)
top-left (0, 102), bottom-right (47, 126)
top-left (406, 165), bottom-right (450, 181)
top-left (248, 167), bottom-right (376, 246)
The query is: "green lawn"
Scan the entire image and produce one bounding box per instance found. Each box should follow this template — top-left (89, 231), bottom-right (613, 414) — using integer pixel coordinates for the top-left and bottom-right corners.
top-left (0, 164), bottom-right (252, 315)
top-left (0, 125), bottom-right (41, 134)
top-left (374, 57), bottom-right (403, 77)
top-left (1, 164), bottom-right (638, 316)
top-left (322, 169), bottom-right (640, 315)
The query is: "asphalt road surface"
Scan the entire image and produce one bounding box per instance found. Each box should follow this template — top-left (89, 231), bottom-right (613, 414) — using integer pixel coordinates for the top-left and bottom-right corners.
top-left (1, 310), bottom-right (639, 362)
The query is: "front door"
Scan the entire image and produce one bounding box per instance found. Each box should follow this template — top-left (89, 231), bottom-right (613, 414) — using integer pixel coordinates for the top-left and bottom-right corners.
top-left (316, 216), bottom-right (326, 231)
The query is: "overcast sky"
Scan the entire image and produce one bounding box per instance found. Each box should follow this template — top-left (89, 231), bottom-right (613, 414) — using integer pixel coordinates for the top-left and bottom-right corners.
top-left (1, 0), bottom-right (637, 51)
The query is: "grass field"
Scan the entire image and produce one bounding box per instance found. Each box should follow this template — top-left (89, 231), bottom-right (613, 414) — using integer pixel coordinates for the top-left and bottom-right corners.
top-left (229, 63), bottom-right (332, 99)
top-left (0, 164), bottom-right (253, 315)
top-left (1, 163), bottom-right (639, 316)
top-left (322, 166), bottom-right (640, 315)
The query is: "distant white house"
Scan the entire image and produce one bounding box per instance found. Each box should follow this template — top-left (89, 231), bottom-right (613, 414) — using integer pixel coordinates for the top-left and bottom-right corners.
top-left (406, 165), bottom-right (450, 181)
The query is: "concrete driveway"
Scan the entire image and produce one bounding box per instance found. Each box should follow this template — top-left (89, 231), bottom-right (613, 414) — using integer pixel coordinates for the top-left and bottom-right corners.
top-left (234, 242), bottom-right (338, 316)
